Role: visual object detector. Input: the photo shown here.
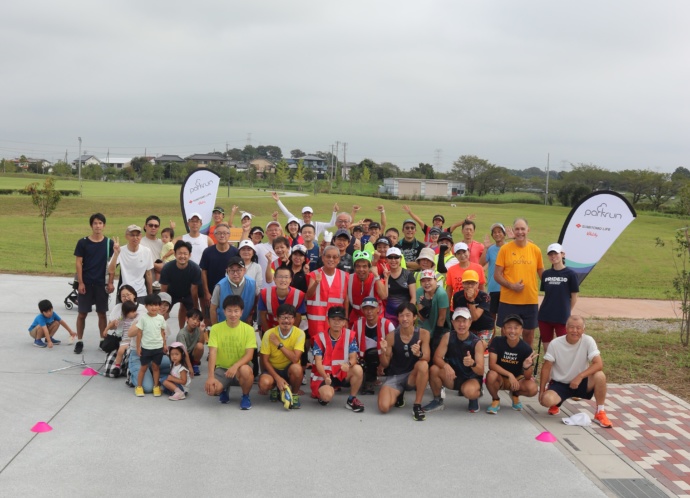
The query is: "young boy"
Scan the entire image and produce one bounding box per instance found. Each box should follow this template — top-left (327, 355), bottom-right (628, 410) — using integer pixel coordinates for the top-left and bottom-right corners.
top-left (102, 300), bottom-right (139, 378)
top-left (176, 308), bottom-right (206, 376)
top-left (133, 294), bottom-right (168, 397)
top-left (29, 299), bottom-right (77, 348)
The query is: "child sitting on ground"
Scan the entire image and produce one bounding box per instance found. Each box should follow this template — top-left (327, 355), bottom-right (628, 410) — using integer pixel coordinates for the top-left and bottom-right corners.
top-left (132, 294), bottom-right (167, 397)
top-left (176, 308), bottom-right (205, 376)
top-left (162, 342), bottom-right (192, 400)
top-left (28, 299), bottom-right (77, 348)
top-left (102, 300), bottom-right (139, 378)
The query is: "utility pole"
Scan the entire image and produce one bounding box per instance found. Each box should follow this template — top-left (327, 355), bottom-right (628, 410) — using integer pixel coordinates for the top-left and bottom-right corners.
top-left (78, 137), bottom-right (82, 195)
top-left (434, 149), bottom-right (442, 171)
top-left (545, 153), bottom-right (550, 206)
top-left (333, 141), bottom-right (340, 188)
top-left (342, 142), bottom-right (347, 180)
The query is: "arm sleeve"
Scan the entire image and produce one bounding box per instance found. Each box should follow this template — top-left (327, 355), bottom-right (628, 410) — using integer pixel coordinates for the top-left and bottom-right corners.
top-left (277, 200), bottom-right (295, 220)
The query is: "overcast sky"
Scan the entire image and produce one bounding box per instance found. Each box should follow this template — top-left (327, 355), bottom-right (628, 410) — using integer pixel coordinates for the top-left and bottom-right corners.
top-left (1, 1), bottom-right (688, 173)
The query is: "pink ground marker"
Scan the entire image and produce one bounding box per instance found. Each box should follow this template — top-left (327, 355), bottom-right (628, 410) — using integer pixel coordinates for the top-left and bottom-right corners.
top-left (31, 422), bottom-right (53, 433)
top-left (81, 367), bottom-right (99, 376)
top-left (536, 431), bottom-right (557, 443)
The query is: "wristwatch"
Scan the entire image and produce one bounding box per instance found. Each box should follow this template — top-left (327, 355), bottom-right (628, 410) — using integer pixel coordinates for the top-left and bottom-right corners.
top-left (278, 343), bottom-right (284, 350)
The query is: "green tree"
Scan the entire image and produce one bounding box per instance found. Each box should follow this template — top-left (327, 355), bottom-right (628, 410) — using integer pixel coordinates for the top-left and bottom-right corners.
top-left (140, 163), bottom-right (154, 183)
top-left (1, 159), bottom-right (18, 173)
top-left (119, 166), bottom-right (137, 181)
top-left (564, 163), bottom-right (614, 191)
top-left (82, 164), bottom-right (103, 180)
top-left (410, 162), bottom-right (435, 179)
top-left (451, 155), bottom-right (493, 195)
top-left (130, 156), bottom-right (150, 174)
top-left (24, 178), bottom-right (61, 267)
top-left (646, 172), bottom-right (677, 210)
top-left (52, 161), bottom-right (73, 177)
top-left (153, 164), bottom-right (165, 183)
top-left (671, 167), bottom-right (690, 183)
top-left (619, 169), bottom-right (653, 205)
top-left (247, 165), bottom-right (258, 187)
top-left (227, 148), bottom-right (244, 161)
top-left (274, 159), bottom-right (289, 189)
top-left (290, 149), bottom-right (306, 159)
top-left (103, 167), bottom-right (118, 182)
top-left (677, 183), bottom-right (690, 217)
top-left (294, 160), bottom-right (306, 191)
top-left (243, 145), bottom-right (259, 161)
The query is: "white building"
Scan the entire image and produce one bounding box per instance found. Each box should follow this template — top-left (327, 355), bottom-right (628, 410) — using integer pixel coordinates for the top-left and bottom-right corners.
top-left (380, 178), bottom-right (465, 199)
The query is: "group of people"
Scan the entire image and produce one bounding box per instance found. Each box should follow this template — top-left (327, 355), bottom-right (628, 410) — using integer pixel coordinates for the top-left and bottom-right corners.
top-left (29, 197), bottom-right (612, 427)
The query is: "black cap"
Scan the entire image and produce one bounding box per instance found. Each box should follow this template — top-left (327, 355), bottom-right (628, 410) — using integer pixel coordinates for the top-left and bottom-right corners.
top-left (227, 256), bottom-right (245, 268)
top-left (433, 214), bottom-right (445, 223)
top-left (503, 314), bottom-right (523, 326)
top-left (369, 222), bottom-right (381, 230)
top-left (328, 306), bottom-right (347, 319)
top-left (438, 232), bottom-right (453, 242)
top-left (213, 206), bottom-right (225, 214)
top-left (334, 229), bottom-right (351, 240)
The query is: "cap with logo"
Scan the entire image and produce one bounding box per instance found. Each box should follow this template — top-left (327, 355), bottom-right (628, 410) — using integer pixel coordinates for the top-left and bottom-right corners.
top-left (212, 206), bottom-right (225, 214)
top-left (334, 229), bottom-right (351, 240)
top-left (227, 256), bottom-right (245, 268)
top-left (238, 240), bottom-right (256, 252)
top-left (327, 306), bottom-right (347, 319)
top-left (386, 247), bottom-right (402, 258)
top-left (420, 269), bottom-right (436, 280)
top-left (452, 307), bottom-right (471, 320)
top-left (503, 314), bottom-right (524, 326)
top-left (361, 297), bottom-right (378, 308)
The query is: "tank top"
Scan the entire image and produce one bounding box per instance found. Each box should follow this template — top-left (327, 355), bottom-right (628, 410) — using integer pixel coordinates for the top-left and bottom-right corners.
top-left (387, 327), bottom-right (421, 376)
top-left (445, 332), bottom-right (482, 380)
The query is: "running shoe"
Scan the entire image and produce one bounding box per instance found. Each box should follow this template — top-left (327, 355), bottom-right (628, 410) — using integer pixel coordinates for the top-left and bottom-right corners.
top-left (486, 401), bottom-right (500, 415)
top-left (153, 386), bottom-right (162, 397)
top-left (468, 399), bottom-right (480, 413)
top-left (240, 394), bottom-right (252, 410)
top-left (594, 410), bottom-right (613, 428)
top-left (548, 405), bottom-right (560, 416)
top-left (394, 392), bottom-right (405, 408)
top-left (135, 386), bottom-right (144, 397)
top-left (413, 404), bottom-right (426, 421)
top-left (33, 339), bottom-right (47, 348)
top-left (219, 389), bottom-right (230, 404)
top-left (422, 398), bottom-right (445, 413)
top-left (345, 397), bottom-right (364, 413)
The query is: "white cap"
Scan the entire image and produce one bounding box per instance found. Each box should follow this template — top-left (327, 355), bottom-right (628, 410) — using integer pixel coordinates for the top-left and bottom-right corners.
top-left (241, 212), bottom-right (252, 220)
top-left (238, 240), bottom-right (256, 251)
top-left (386, 247), bottom-right (402, 258)
top-left (452, 307), bottom-right (471, 320)
top-left (291, 244), bottom-right (308, 254)
top-left (188, 212), bottom-right (203, 222)
top-left (420, 269), bottom-right (436, 280)
top-left (453, 242), bottom-right (469, 253)
top-left (547, 243), bottom-right (563, 254)
top-left (286, 216), bottom-right (300, 226)
top-left (302, 206), bottom-right (314, 214)
top-left (266, 220), bottom-right (281, 230)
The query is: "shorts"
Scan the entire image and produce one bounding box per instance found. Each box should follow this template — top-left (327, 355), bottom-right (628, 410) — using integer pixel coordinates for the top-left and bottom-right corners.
top-left (383, 372), bottom-right (415, 393)
top-left (489, 292), bottom-right (501, 315)
top-left (171, 295), bottom-right (194, 312)
top-left (496, 303), bottom-right (538, 329)
top-left (538, 321), bottom-right (567, 343)
top-left (140, 347), bottom-right (164, 366)
top-left (499, 374), bottom-right (525, 390)
top-left (214, 367), bottom-right (243, 391)
top-left (547, 378), bottom-right (594, 405)
top-left (265, 368), bottom-right (290, 382)
top-left (311, 374), bottom-right (349, 398)
top-left (77, 283), bottom-right (109, 314)
top-left (29, 323), bottom-right (57, 339)
top-left (452, 376), bottom-right (482, 392)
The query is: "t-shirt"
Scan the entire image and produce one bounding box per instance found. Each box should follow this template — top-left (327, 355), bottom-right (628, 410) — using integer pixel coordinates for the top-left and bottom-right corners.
top-left (385, 269), bottom-right (415, 317)
top-left (257, 288), bottom-right (307, 315)
top-left (452, 290), bottom-right (494, 331)
top-left (160, 241), bottom-right (175, 262)
top-left (135, 313), bottom-right (167, 349)
top-left (115, 245), bottom-right (154, 297)
top-left (28, 311), bottom-right (61, 331)
top-left (244, 262), bottom-right (263, 293)
top-left (260, 326), bottom-right (306, 370)
top-left (397, 238), bottom-right (424, 263)
top-left (254, 243), bottom-right (278, 289)
top-left (74, 236), bottom-right (114, 285)
top-left (199, 244), bottom-right (239, 293)
top-left (416, 286), bottom-right (449, 335)
top-left (208, 320), bottom-right (257, 369)
top-left (543, 334), bottom-right (600, 384)
top-left (446, 262), bottom-right (486, 295)
top-left (488, 335), bottom-right (533, 377)
top-left (466, 240), bottom-right (484, 265)
top-left (176, 325), bottom-right (202, 357)
top-left (538, 267), bottom-right (580, 324)
top-left (495, 241), bottom-right (544, 305)
top-left (182, 233), bottom-right (210, 265)
top-left (304, 244), bottom-right (321, 272)
top-left (170, 363), bottom-right (191, 389)
top-left (159, 261), bottom-right (202, 300)
top-left (485, 244), bottom-right (501, 294)
top-left (140, 237), bottom-right (163, 259)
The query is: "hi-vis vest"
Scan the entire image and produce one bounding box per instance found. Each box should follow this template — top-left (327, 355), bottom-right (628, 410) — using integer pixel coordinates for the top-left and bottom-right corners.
top-left (311, 329), bottom-right (353, 382)
top-left (306, 269), bottom-right (348, 337)
top-left (347, 272), bottom-right (377, 323)
top-left (352, 317), bottom-right (392, 358)
top-left (260, 286), bottom-right (304, 330)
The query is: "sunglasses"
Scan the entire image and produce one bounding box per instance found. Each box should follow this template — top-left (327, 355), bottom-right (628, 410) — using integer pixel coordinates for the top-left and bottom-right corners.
top-left (387, 255), bottom-right (401, 260)
top-left (147, 223), bottom-right (159, 228)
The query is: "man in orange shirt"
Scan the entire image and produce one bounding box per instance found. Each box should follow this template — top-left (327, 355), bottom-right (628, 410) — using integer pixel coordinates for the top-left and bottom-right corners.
top-left (494, 218), bottom-right (544, 347)
top-left (445, 242), bottom-right (485, 305)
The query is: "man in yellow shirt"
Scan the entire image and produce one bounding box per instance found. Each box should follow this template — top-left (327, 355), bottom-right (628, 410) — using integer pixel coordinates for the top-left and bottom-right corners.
top-left (259, 304), bottom-right (306, 409)
top-left (204, 295), bottom-right (257, 410)
top-left (494, 218), bottom-right (544, 347)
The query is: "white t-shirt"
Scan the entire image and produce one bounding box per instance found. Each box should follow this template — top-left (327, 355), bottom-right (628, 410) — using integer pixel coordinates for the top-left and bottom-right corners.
top-left (183, 233), bottom-right (209, 265)
top-left (116, 245), bottom-right (154, 297)
top-left (170, 363), bottom-right (191, 389)
top-left (543, 334), bottom-right (600, 383)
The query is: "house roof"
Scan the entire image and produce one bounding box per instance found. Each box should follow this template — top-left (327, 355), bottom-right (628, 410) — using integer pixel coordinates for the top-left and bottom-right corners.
top-left (155, 155), bottom-right (185, 163)
top-left (101, 157), bottom-right (132, 164)
top-left (185, 154), bottom-right (227, 161)
top-left (299, 155), bottom-right (325, 161)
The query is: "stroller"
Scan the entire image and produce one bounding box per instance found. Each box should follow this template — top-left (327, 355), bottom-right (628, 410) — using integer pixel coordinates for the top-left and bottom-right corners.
top-left (64, 279), bottom-right (79, 310)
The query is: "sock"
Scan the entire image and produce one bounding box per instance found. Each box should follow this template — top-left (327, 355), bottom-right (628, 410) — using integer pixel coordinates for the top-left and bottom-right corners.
top-left (413, 403), bottom-right (421, 408)
top-left (597, 405), bottom-right (605, 412)
top-left (348, 395), bottom-right (354, 402)
top-left (115, 363), bottom-right (121, 368)
top-left (512, 395), bottom-right (520, 403)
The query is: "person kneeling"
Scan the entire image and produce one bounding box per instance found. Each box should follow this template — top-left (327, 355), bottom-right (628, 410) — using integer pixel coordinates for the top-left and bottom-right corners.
top-left (424, 307), bottom-right (485, 413)
top-left (485, 314), bottom-right (537, 414)
top-left (259, 304), bottom-right (305, 410)
top-left (378, 303), bottom-right (430, 421)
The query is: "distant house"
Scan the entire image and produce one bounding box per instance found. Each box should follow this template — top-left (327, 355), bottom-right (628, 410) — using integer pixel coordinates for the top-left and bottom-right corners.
top-left (185, 154), bottom-right (228, 168)
top-left (72, 155), bottom-right (101, 168)
top-left (154, 154), bottom-right (185, 165)
top-left (228, 161), bottom-right (248, 171)
top-left (101, 157), bottom-right (133, 169)
top-left (13, 157), bottom-right (52, 171)
top-left (380, 178), bottom-right (465, 199)
top-left (249, 158), bottom-right (275, 177)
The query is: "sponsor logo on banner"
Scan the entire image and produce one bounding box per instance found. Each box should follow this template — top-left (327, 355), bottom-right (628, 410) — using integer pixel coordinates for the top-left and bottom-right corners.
top-left (557, 191), bottom-right (636, 284)
top-left (180, 169), bottom-right (221, 235)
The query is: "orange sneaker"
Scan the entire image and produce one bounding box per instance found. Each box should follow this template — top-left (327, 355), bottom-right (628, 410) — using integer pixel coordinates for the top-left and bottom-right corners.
top-left (594, 410), bottom-right (613, 428)
top-left (548, 405), bottom-right (560, 416)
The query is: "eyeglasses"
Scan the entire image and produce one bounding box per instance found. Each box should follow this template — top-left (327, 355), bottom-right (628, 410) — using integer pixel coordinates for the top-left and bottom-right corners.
top-left (228, 269), bottom-right (243, 274)
top-left (278, 315), bottom-right (295, 321)
top-left (129, 233), bottom-right (142, 238)
top-left (215, 231), bottom-right (230, 236)
top-left (147, 223), bottom-right (159, 228)
top-left (403, 226), bottom-right (416, 230)
top-left (275, 275), bottom-right (291, 280)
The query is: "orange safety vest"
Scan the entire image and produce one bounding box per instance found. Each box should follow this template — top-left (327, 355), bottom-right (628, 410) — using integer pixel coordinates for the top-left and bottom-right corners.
top-left (311, 328), bottom-right (354, 382)
top-left (260, 286), bottom-right (304, 330)
top-left (352, 316), bottom-right (392, 358)
top-left (306, 268), bottom-right (348, 338)
top-left (347, 272), bottom-right (378, 323)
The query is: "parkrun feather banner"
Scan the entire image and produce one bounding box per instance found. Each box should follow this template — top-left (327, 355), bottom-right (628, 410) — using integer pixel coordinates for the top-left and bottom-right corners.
top-left (180, 168), bottom-right (221, 235)
top-left (558, 190), bottom-right (636, 285)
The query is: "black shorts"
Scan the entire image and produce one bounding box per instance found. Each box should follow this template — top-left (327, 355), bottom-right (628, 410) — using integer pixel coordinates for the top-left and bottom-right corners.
top-left (547, 378), bottom-right (594, 405)
top-left (489, 292), bottom-right (501, 315)
top-left (320, 377), bottom-right (350, 389)
top-left (496, 303), bottom-right (538, 329)
top-left (77, 283), bottom-right (109, 313)
top-left (171, 295), bottom-right (194, 311)
top-left (140, 347), bottom-right (164, 366)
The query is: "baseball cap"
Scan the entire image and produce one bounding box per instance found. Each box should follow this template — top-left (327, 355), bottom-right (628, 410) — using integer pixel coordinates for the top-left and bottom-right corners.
top-left (386, 247), bottom-right (402, 258)
top-left (212, 206), bottom-right (225, 214)
top-left (417, 247), bottom-right (436, 263)
top-left (453, 242), bottom-right (469, 253)
top-left (291, 244), bottom-right (307, 255)
top-left (302, 206), bottom-right (314, 214)
top-left (227, 256), bottom-right (245, 268)
top-left (266, 220), bottom-right (281, 230)
top-left (452, 307), bottom-right (471, 320)
top-left (158, 292), bottom-right (172, 305)
top-left (286, 216), bottom-right (300, 227)
top-left (547, 243), bottom-right (563, 254)
top-left (327, 306), bottom-right (347, 319)
top-left (375, 237), bottom-right (391, 246)
top-left (403, 218), bottom-right (416, 227)
top-left (369, 222), bottom-right (381, 230)
top-left (249, 226), bottom-right (264, 236)
top-left (438, 232), bottom-right (453, 243)
top-left (490, 222), bottom-right (506, 234)
top-left (429, 227), bottom-right (442, 236)
top-left (433, 214), bottom-right (445, 223)
top-left (361, 297), bottom-right (378, 308)
top-left (188, 212), bottom-right (203, 222)
top-left (126, 224), bottom-right (142, 234)
top-left (503, 314), bottom-right (524, 326)
top-left (334, 229), bottom-right (351, 240)
top-left (241, 212), bottom-right (252, 220)
top-left (420, 269), bottom-right (436, 280)
top-left (238, 240), bottom-right (256, 252)
top-left (462, 270), bottom-right (479, 283)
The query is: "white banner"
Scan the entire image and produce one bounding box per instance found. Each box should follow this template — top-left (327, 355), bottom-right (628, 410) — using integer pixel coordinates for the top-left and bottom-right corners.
top-left (558, 191), bottom-right (636, 285)
top-left (180, 168), bottom-right (221, 235)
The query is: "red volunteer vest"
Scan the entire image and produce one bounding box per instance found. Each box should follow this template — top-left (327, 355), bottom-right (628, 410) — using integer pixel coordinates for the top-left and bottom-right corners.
top-left (312, 328), bottom-right (353, 382)
top-left (260, 286), bottom-right (304, 330)
top-left (347, 272), bottom-right (378, 323)
top-left (352, 316), bottom-right (392, 358)
top-left (306, 268), bottom-right (348, 338)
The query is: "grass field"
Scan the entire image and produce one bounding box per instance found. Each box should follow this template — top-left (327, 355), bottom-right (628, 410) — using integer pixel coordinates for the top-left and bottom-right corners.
top-left (0, 175), bottom-right (686, 300)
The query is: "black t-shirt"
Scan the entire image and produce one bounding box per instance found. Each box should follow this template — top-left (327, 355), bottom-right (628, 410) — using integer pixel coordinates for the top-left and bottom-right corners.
top-left (74, 236), bottom-right (115, 285)
top-left (199, 245), bottom-right (239, 291)
top-left (538, 267), bottom-right (580, 324)
top-left (160, 261), bottom-right (202, 299)
top-left (385, 269), bottom-right (416, 316)
top-left (397, 238), bottom-right (424, 263)
top-left (452, 290), bottom-right (494, 331)
top-left (488, 335), bottom-right (533, 378)
top-left (291, 269), bottom-right (308, 293)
